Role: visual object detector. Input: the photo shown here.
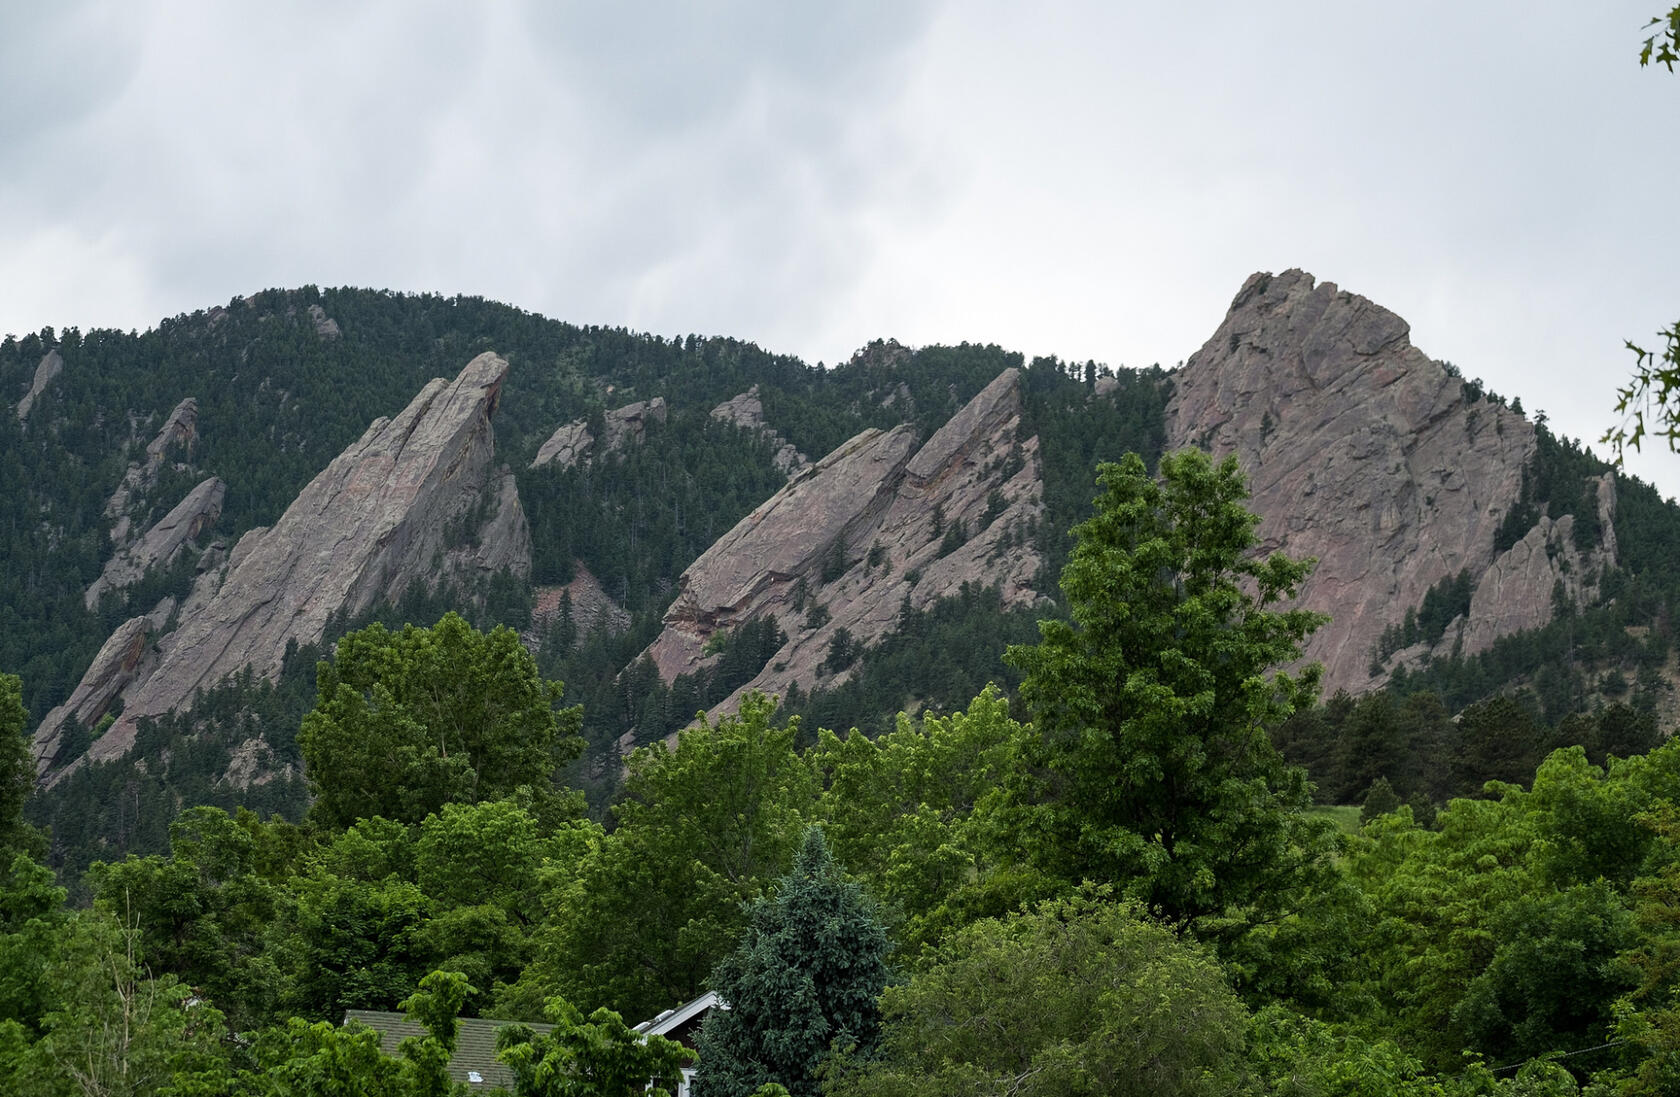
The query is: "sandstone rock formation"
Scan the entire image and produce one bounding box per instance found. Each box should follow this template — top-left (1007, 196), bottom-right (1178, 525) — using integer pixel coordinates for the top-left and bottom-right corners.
top-left (710, 386), bottom-right (809, 477)
top-left (16, 349), bottom-right (63, 422)
top-left (85, 477), bottom-right (225, 609)
top-left (642, 367), bottom-right (1044, 724)
top-left (30, 600), bottom-right (174, 770)
top-left (105, 397), bottom-right (202, 545)
top-left (47, 352), bottom-right (529, 777)
top-left (1165, 270), bottom-right (1615, 694)
top-left (531, 397), bottom-right (668, 470)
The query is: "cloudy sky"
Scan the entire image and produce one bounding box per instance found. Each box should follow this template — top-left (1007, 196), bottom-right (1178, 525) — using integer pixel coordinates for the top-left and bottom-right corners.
top-left (5, 1), bottom-right (1679, 496)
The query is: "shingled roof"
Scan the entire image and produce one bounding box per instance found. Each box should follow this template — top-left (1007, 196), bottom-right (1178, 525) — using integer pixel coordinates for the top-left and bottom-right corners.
top-left (342, 1011), bottom-right (552, 1091)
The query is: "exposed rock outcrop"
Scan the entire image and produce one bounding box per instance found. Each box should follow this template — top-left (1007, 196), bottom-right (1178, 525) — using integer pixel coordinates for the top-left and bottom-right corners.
top-left (530, 397), bottom-right (668, 470)
top-left (105, 397), bottom-right (201, 545)
top-left (55, 352), bottom-right (528, 776)
top-left (1165, 270), bottom-right (1614, 694)
top-left (710, 386), bottom-right (809, 477)
top-left (306, 303), bottom-right (341, 339)
top-left (16, 349), bottom-right (63, 422)
top-left (85, 477), bottom-right (225, 609)
top-left (30, 600), bottom-right (174, 771)
top-left (1461, 478), bottom-right (1616, 654)
top-left (641, 368), bottom-right (1044, 724)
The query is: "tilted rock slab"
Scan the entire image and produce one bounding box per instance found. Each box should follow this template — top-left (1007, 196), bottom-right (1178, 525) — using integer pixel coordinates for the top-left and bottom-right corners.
top-left (67, 351), bottom-right (528, 774)
top-left (16, 349), bottom-right (63, 422)
top-left (1166, 270), bottom-right (1613, 695)
top-left (30, 599), bottom-right (174, 772)
top-left (105, 396), bottom-right (201, 546)
top-left (86, 477), bottom-right (225, 609)
top-left (642, 367), bottom-right (1044, 727)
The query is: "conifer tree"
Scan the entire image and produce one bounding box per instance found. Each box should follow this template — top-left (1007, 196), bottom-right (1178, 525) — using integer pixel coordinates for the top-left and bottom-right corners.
top-left (693, 827), bottom-right (889, 1097)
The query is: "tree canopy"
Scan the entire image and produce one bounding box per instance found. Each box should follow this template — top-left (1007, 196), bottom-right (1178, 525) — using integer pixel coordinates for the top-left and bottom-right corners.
top-left (1003, 450), bottom-right (1332, 930)
top-left (299, 613), bottom-right (583, 828)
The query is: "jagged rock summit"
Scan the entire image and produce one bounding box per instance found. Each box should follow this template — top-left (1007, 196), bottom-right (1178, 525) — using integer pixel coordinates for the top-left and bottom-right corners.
top-left (642, 367), bottom-right (1044, 724)
top-left (1165, 270), bottom-right (1615, 694)
top-left (35, 351), bottom-right (530, 777)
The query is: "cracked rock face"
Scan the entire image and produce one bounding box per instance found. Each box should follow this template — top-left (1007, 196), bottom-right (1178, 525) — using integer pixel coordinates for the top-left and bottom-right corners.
top-left (56, 352), bottom-right (529, 776)
top-left (642, 367), bottom-right (1044, 726)
top-left (1166, 270), bottom-right (1610, 694)
top-left (86, 477), bottom-right (225, 610)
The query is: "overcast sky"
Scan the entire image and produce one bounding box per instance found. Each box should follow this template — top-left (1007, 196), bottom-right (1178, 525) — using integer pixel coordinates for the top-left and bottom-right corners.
top-left (4, 1), bottom-right (1679, 497)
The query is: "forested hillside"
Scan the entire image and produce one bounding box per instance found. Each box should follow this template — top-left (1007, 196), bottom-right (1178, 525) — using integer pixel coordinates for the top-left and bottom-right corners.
top-left (3, 450), bottom-right (1680, 1093)
top-left (8, 282), bottom-right (1680, 880)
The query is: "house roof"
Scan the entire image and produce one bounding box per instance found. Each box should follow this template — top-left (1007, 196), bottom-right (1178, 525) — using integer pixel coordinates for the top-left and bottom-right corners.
top-left (633, 990), bottom-right (726, 1046)
top-left (343, 1011), bottom-right (552, 1090)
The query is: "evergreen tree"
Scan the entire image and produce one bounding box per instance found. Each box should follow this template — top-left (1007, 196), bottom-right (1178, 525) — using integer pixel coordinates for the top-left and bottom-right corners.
top-left (1003, 450), bottom-right (1332, 931)
top-left (692, 827), bottom-right (889, 1097)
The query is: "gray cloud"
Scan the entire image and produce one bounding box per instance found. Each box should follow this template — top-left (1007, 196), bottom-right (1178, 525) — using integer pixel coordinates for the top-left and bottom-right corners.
top-left (1, 0), bottom-right (1677, 495)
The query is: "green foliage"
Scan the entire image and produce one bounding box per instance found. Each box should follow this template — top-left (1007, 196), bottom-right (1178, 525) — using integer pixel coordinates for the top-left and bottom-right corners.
top-left (1003, 450), bottom-right (1331, 930)
top-left (524, 694), bottom-right (813, 1021)
top-left (825, 893), bottom-right (1249, 1097)
top-left (0, 674), bottom-right (43, 861)
top-left (780, 583), bottom-right (1040, 739)
top-left (809, 685), bottom-right (1035, 960)
top-left (300, 613), bottom-right (583, 829)
top-left (88, 806), bottom-right (282, 1030)
top-left (496, 996), bottom-right (691, 1097)
top-left (694, 827), bottom-right (890, 1097)
top-left (1343, 740), bottom-right (1680, 1077)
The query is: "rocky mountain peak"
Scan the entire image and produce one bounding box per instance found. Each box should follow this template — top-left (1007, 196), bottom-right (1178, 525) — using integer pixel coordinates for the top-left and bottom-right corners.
top-left (1166, 270), bottom-right (1610, 694)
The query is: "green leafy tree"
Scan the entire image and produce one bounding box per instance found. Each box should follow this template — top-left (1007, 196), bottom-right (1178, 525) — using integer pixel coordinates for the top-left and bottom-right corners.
top-left (4, 909), bottom-right (234, 1097)
top-left (824, 892), bottom-right (1248, 1097)
top-left (693, 827), bottom-right (889, 1097)
top-left (299, 613), bottom-right (583, 829)
top-left (0, 673), bottom-right (44, 861)
top-left (495, 996), bottom-right (691, 1097)
top-left (259, 968), bottom-right (475, 1097)
top-left (1003, 450), bottom-right (1332, 932)
top-left (88, 807), bottom-right (281, 1031)
top-left (809, 685), bottom-right (1038, 960)
top-left (524, 693), bottom-right (811, 1020)
top-left (1607, 6), bottom-right (1680, 461)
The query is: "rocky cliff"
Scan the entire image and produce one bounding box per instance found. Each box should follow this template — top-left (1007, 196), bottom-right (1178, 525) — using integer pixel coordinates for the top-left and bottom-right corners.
top-left (641, 367), bottom-right (1044, 724)
top-left (104, 396), bottom-right (202, 546)
top-left (1165, 270), bottom-right (1616, 694)
top-left (35, 351), bottom-right (530, 777)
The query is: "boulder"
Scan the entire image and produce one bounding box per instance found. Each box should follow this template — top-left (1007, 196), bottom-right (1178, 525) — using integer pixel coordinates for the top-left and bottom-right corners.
top-left (710, 386), bottom-right (809, 477)
top-left (531, 397), bottom-right (668, 470)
